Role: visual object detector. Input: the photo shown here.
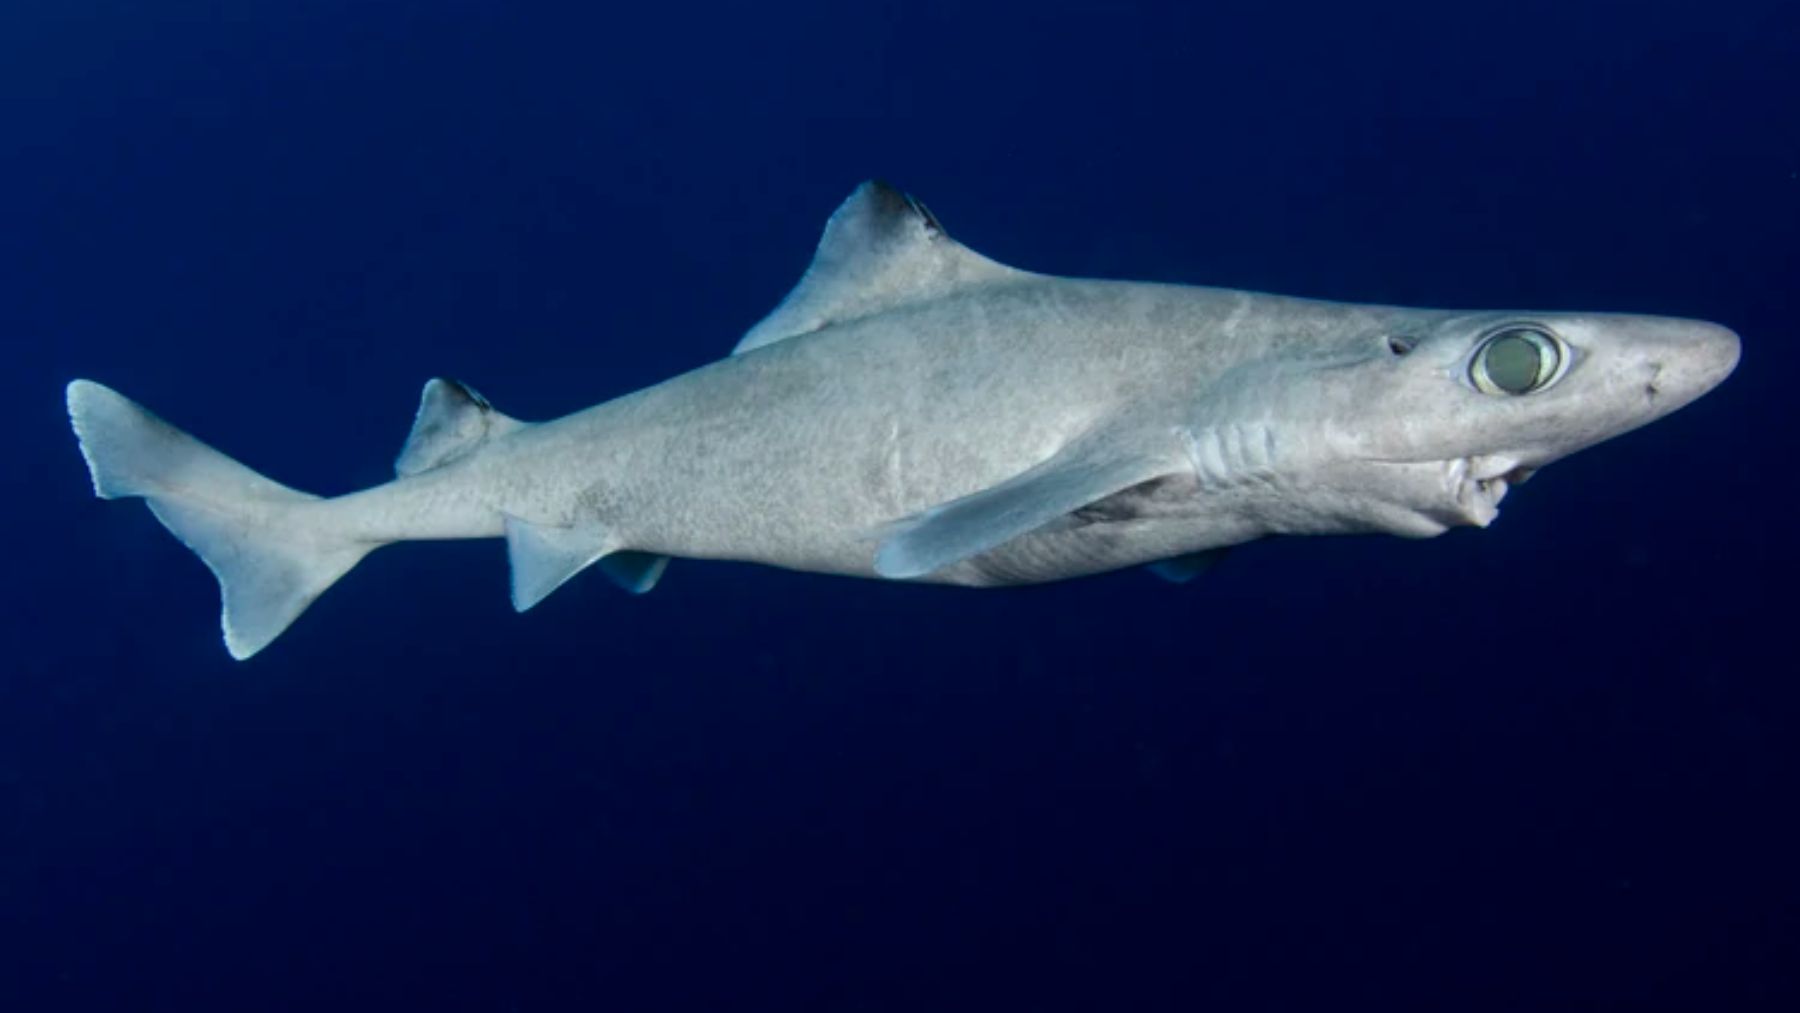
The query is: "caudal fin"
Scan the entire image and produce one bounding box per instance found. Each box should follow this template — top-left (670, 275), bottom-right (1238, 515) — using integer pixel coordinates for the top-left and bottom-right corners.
top-left (67, 380), bottom-right (373, 659)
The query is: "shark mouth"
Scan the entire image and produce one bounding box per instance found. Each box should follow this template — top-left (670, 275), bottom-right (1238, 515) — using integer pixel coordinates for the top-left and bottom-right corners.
top-left (1444, 455), bottom-right (1536, 527)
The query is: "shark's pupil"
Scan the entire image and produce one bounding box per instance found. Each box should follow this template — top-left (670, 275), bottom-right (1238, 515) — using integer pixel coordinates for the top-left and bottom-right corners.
top-left (1480, 330), bottom-right (1554, 394)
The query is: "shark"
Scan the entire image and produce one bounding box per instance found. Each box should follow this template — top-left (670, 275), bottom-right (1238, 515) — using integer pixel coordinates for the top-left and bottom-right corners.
top-left (67, 181), bottom-right (1740, 659)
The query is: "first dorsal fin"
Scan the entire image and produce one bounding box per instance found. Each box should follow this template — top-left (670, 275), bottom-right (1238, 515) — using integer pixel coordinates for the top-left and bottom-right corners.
top-left (395, 378), bottom-right (526, 477)
top-left (732, 180), bottom-right (1024, 355)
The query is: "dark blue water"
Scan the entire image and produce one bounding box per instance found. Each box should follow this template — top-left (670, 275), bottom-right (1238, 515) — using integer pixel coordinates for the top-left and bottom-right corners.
top-left (4, 1), bottom-right (1796, 1009)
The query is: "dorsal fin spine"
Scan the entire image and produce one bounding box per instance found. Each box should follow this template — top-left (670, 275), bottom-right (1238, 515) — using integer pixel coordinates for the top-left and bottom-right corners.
top-left (731, 180), bottom-right (1023, 355)
top-left (394, 378), bottom-right (525, 477)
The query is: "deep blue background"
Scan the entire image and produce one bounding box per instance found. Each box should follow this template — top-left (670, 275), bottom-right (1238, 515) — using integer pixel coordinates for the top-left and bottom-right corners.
top-left (2, 1), bottom-right (1796, 1009)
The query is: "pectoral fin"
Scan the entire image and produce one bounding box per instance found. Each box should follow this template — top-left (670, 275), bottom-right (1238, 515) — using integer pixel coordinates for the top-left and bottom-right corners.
top-left (874, 433), bottom-right (1181, 579)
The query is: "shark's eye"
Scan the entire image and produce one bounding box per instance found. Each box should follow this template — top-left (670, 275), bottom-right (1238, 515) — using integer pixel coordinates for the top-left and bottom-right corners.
top-left (1471, 328), bottom-right (1563, 395)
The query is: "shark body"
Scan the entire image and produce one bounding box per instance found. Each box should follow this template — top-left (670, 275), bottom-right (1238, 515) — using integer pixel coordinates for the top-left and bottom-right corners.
top-left (68, 181), bottom-right (1740, 658)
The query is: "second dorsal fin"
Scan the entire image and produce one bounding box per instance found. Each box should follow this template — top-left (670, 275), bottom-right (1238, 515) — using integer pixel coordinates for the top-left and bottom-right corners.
top-left (395, 378), bottom-right (526, 477)
top-left (732, 180), bottom-right (1024, 355)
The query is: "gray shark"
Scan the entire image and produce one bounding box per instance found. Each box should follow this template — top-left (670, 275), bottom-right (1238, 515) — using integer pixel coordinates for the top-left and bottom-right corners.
top-left (67, 181), bottom-right (1740, 659)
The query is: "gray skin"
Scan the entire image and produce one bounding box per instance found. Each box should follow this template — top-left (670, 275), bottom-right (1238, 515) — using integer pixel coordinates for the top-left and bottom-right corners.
top-left (328, 188), bottom-right (1738, 587)
top-left (67, 180), bottom-right (1741, 657)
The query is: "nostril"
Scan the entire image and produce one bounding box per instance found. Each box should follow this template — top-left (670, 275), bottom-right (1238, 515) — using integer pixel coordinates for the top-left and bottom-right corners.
top-left (1645, 362), bottom-right (1663, 398)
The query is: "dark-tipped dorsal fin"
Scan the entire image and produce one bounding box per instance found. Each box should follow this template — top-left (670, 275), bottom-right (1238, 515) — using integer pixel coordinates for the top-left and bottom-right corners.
top-left (395, 378), bottom-right (526, 477)
top-left (732, 180), bottom-right (1024, 355)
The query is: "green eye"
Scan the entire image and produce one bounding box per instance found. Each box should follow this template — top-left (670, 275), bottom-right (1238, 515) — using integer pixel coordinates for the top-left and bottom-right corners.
top-left (1471, 327), bottom-right (1564, 395)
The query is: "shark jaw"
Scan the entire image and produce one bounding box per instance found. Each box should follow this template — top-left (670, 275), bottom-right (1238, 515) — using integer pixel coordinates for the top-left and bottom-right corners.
top-left (1346, 454), bottom-right (1542, 537)
top-left (1444, 454), bottom-right (1537, 528)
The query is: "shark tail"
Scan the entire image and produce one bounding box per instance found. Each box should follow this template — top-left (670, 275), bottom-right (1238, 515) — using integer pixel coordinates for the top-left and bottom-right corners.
top-left (67, 379), bottom-right (375, 660)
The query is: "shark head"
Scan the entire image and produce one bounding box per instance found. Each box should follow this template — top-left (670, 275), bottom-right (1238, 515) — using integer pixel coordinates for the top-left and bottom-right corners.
top-left (1254, 308), bottom-right (1741, 536)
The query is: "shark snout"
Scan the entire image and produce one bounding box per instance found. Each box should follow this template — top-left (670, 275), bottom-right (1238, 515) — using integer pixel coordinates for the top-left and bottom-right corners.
top-left (1635, 318), bottom-right (1740, 410)
top-left (1690, 320), bottom-right (1742, 389)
